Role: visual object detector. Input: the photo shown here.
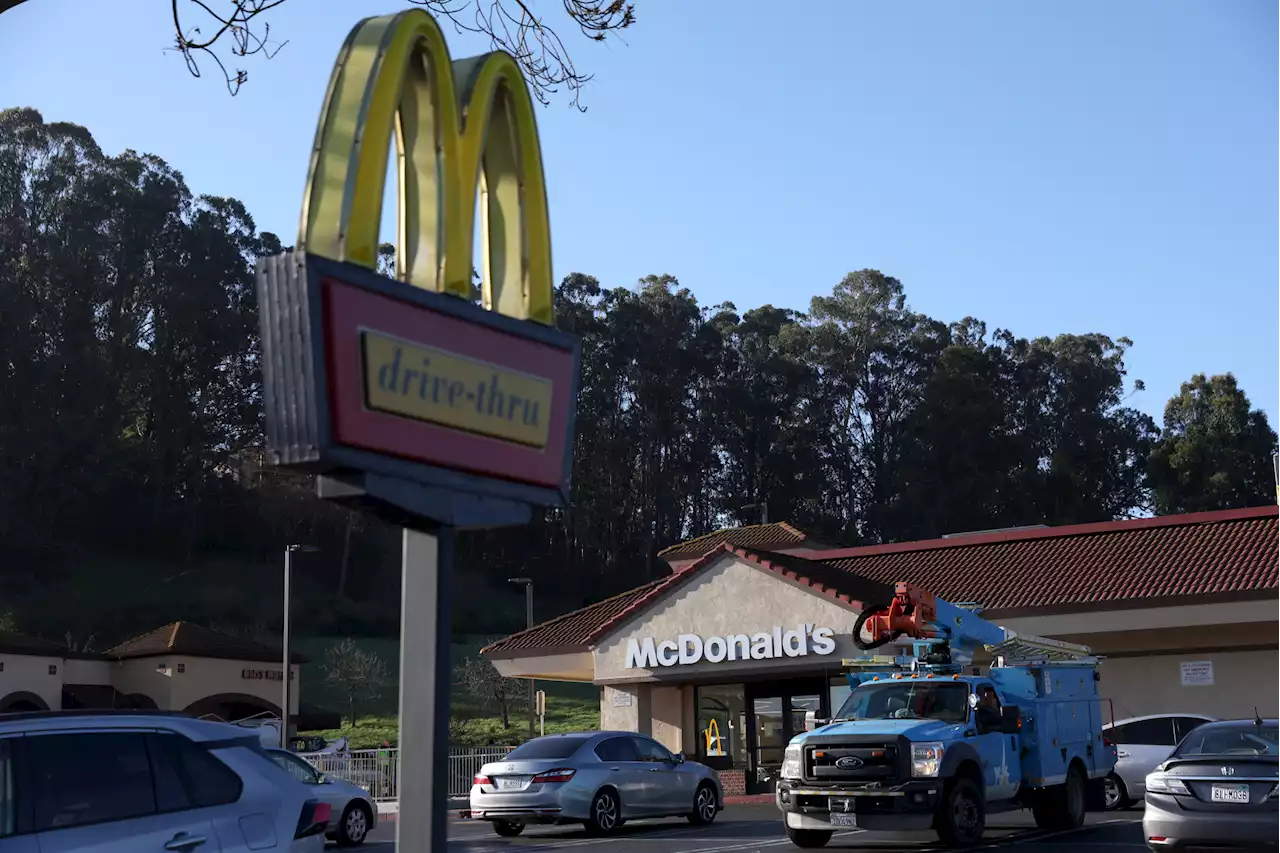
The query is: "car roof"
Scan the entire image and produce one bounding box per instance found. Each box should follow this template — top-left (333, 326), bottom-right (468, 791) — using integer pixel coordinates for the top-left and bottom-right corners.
top-left (1103, 713), bottom-right (1218, 728)
top-left (1189, 718), bottom-right (1278, 728)
top-left (0, 710), bottom-right (256, 741)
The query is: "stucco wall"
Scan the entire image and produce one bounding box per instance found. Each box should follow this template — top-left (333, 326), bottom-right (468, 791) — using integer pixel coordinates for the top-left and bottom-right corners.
top-left (650, 685), bottom-right (683, 752)
top-left (600, 684), bottom-right (648, 733)
top-left (1098, 649), bottom-right (1278, 720)
top-left (593, 555), bottom-right (861, 683)
top-left (62, 658), bottom-right (111, 685)
top-left (111, 659), bottom-right (174, 708)
top-left (0, 653), bottom-right (63, 710)
top-left (167, 657), bottom-right (300, 714)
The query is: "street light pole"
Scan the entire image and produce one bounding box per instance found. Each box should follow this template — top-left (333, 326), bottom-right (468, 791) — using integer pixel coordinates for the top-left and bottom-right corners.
top-left (282, 544), bottom-right (317, 749)
top-left (508, 577), bottom-right (535, 737)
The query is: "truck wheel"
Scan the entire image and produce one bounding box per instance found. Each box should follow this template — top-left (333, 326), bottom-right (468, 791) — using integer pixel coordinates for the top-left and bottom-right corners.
top-left (935, 777), bottom-right (985, 847)
top-left (785, 826), bottom-right (832, 848)
top-left (1033, 765), bottom-right (1087, 830)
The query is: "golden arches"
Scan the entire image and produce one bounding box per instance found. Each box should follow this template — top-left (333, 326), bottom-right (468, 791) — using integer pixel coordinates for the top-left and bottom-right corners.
top-left (299, 9), bottom-right (554, 324)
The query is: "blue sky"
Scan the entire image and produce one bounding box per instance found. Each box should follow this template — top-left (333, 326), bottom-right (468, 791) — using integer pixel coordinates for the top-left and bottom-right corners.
top-left (1, 0), bottom-right (1276, 425)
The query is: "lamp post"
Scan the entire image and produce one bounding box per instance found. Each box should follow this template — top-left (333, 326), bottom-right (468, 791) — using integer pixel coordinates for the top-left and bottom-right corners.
top-left (508, 577), bottom-right (535, 737)
top-left (283, 544), bottom-right (318, 748)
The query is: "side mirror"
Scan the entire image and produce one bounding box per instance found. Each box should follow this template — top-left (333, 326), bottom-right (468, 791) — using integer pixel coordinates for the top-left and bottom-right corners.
top-left (1000, 705), bottom-right (1022, 735)
top-left (673, 752), bottom-right (685, 765)
top-left (804, 710), bottom-right (829, 733)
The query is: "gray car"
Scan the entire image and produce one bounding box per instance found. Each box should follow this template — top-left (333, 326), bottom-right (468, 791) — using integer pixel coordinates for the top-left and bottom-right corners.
top-left (266, 748), bottom-right (377, 846)
top-left (1103, 714), bottom-right (1217, 809)
top-left (1142, 718), bottom-right (1278, 851)
top-left (469, 731), bottom-right (722, 836)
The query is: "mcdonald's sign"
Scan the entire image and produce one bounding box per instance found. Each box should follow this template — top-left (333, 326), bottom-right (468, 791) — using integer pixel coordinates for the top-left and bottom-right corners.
top-left (256, 10), bottom-right (580, 525)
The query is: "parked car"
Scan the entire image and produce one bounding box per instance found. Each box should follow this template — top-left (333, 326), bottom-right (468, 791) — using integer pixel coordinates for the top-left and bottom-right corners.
top-left (0, 709), bottom-right (328, 853)
top-left (266, 747), bottom-right (377, 846)
top-left (1102, 713), bottom-right (1216, 809)
top-left (469, 731), bottom-right (723, 836)
top-left (1143, 717), bottom-right (1278, 851)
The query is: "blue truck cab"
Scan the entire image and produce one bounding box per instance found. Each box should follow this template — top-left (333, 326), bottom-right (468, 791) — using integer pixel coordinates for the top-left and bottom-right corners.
top-left (776, 658), bottom-right (1117, 848)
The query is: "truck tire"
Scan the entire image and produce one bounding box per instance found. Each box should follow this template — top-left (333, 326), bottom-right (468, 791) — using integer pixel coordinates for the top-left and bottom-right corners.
top-left (1032, 765), bottom-right (1087, 830)
top-left (785, 826), bottom-right (832, 848)
top-left (934, 777), bottom-right (985, 847)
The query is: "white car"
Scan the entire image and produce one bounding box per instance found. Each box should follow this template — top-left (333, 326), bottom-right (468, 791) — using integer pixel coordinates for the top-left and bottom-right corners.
top-left (1101, 713), bottom-right (1216, 808)
top-left (267, 747), bottom-right (377, 846)
top-left (0, 710), bottom-right (328, 853)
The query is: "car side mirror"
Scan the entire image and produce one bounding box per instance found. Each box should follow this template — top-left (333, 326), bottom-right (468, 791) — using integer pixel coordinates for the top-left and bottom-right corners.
top-left (317, 773), bottom-right (328, 784)
top-left (804, 710), bottom-right (829, 732)
top-left (1000, 706), bottom-right (1022, 735)
top-left (673, 752), bottom-right (685, 765)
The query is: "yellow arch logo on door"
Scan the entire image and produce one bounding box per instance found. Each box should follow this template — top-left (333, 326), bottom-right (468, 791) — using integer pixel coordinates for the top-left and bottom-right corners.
top-left (704, 718), bottom-right (724, 757)
top-left (299, 9), bottom-right (554, 325)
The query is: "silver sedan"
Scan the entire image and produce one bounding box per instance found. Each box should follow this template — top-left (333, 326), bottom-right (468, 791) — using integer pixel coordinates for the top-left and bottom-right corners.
top-left (469, 731), bottom-right (723, 836)
top-left (266, 747), bottom-right (378, 846)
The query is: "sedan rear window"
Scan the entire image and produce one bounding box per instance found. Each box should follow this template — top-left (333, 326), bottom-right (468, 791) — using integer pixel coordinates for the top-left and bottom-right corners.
top-left (1175, 723), bottom-right (1278, 757)
top-left (506, 735), bottom-right (591, 760)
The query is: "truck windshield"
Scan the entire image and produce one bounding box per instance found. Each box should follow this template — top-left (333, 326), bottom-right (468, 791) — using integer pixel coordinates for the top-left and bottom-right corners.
top-left (833, 682), bottom-right (969, 723)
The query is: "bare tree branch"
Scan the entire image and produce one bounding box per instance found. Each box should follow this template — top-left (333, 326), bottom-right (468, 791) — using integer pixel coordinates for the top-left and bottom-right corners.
top-left (166, 0), bottom-right (635, 107)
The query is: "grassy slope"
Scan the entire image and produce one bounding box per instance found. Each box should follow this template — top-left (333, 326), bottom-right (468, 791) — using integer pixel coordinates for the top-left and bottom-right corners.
top-left (295, 634), bottom-right (600, 747)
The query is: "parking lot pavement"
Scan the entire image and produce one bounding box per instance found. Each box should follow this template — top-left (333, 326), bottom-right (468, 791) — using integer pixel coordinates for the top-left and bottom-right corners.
top-left (359, 804), bottom-right (1147, 852)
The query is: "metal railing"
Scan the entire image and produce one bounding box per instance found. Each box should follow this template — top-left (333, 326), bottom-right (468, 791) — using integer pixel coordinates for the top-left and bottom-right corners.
top-left (299, 745), bottom-right (514, 800)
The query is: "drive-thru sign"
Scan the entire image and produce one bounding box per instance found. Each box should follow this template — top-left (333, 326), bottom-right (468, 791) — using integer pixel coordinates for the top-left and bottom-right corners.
top-left (255, 10), bottom-right (579, 852)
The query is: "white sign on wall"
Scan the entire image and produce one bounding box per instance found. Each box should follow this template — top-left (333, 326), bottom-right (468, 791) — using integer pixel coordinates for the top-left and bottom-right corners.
top-left (624, 624), bottom-right (837, 669)
top-left (610, 690), bottom-right (633, 708)
top-left (1180, 660), bottom-right (1214, 686)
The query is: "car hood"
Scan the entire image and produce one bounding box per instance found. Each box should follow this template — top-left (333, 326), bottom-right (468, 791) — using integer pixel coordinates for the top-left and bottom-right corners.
top-left (324, 776), bottom-right (372, 798)
top-left (791, 718), bottom-right (968, 744)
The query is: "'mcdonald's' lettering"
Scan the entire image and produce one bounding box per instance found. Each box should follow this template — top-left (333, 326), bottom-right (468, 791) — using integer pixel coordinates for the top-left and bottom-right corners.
top-left (298, 9), bottom-right (553, 323)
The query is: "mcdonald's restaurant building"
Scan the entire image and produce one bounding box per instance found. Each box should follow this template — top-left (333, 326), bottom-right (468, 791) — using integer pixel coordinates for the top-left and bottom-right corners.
top-left (483, 506), bottom-right (1279, 796)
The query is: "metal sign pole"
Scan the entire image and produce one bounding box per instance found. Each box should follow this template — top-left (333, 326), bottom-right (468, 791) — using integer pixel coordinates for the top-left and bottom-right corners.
top-left (397, 526), bottom-right (454, 853)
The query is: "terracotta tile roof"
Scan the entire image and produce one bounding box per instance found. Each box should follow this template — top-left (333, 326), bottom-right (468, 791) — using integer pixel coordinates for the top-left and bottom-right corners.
top-left (658, 521), bottom-right (812, 560)
top-left (483, 506), bottom-right (1278, 657)
top-left (818, 505), bottom-right (1279, 612)
top-left (483, 544), bottom-right (892, 657)
top-left (106, 622), bottom-right (308, 664)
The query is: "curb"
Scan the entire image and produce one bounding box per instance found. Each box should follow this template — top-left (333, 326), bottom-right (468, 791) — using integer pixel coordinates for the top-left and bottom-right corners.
top-left (723, 794), bottom-right (775, 805)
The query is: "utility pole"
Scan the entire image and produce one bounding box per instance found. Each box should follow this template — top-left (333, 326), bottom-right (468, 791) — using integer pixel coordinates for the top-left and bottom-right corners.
top-left (508, 577), bottom-right (536, 737)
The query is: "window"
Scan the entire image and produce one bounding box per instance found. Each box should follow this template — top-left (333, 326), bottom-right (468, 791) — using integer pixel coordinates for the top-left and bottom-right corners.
top-left (632, 737), bottom-right (672, 763)
top-left (0, 739), bottom-right (13, 838)
top-left (834, 683), bottom-right (970, 724)
top-left (506, 735), bottom-right (591, 760)
top-left (1110, 718), bottom-right (1176, 747)
top-left (269, 750), bottom-right (321, 784)
top-left (155, 735), bottom-right (242, 808)
top-left (695, 684), bottom-right (746, 769)
top-left (1175, 723), bottom-right (1278, 758)
top-left (47, 665), bottom-right (56, 675)
top-left (594, 737), bottom-right (640, 763)
top-left (30, 732), bottom-right (157, 830)
top-left (1173, 717), bottom-right (1211, 743)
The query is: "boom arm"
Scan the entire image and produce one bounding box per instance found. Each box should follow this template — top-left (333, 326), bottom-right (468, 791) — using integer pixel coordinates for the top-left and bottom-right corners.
top-left (853, 581), bottom-right (1094, 668)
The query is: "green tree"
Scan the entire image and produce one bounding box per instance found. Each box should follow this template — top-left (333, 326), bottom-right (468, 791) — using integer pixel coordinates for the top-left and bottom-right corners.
top-left (1147, 374), bottom-right (1278, 514)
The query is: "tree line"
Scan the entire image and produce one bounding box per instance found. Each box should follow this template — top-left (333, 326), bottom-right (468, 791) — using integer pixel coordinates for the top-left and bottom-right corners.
top-left (0, 108), bottom-right (1274, 645)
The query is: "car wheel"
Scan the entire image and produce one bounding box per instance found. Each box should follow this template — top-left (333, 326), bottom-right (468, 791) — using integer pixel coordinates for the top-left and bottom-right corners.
top-left (1102, 773), bottom-right (1129, 811)
top-left (935, 776), bottom-right (985, 847)
top-left (585, 788), bottom-right (621, 835)
top-left (493, 820), bottom-right (524, 837)
top-left (687, 782), bottom-right (718, 825)
top-left (336, 801), bottom-right (373, 847)
top-left (785, 826), bottom-right (832, 848)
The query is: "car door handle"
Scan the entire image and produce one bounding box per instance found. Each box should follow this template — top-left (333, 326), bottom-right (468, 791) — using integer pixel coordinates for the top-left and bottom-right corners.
top-left (1117, 751), bottom-right (1130, 758)
top-left (609, 766), bottom-right (620, 772)
top-left (164, 833), bottom-right (207, 851)
top-left (648, 767), bottom-right (662, 772)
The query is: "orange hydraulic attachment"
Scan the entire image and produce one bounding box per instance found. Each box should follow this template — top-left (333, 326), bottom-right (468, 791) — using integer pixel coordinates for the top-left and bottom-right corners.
top-left (856, 582), bottom-right (940, 648)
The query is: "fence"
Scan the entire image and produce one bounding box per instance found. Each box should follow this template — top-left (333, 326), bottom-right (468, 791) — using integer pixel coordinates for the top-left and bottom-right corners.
top-left (300, 745), bottom-right (513, 801)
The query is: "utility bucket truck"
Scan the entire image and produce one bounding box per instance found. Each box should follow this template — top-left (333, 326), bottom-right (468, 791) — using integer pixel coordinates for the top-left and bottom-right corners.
top-left (776, 582), bottom-right (1116, 848)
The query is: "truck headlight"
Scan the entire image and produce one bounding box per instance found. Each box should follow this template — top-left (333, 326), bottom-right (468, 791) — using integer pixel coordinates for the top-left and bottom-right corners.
top-left (911, 742), bottom-right (945, 777)
top-left (781, 745), bottom-right (803, 780)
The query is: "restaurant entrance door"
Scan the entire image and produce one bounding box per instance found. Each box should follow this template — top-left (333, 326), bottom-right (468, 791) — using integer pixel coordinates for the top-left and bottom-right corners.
top-left (744, 678), bottom-right (827, 795)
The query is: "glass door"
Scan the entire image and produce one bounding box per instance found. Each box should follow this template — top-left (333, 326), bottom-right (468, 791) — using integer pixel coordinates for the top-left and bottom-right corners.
top-left (746, 682), bottom-right (828, 794)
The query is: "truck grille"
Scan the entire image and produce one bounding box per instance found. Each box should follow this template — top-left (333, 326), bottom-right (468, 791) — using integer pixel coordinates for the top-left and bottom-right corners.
top-left (802, 735), bottom-right (909, 784)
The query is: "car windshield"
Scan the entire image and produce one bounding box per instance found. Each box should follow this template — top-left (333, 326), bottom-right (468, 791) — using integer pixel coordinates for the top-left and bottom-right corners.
top-left (505, 735), bottom-right (592, 760)
top-left (1174, 723), bottom-right (1278, 758)
top-left (834, 683), bottom-right (969, 723)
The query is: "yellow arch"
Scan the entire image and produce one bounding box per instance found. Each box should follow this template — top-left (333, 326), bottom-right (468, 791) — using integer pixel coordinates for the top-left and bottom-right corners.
top-left (299, 9), bottom-right (554, 324)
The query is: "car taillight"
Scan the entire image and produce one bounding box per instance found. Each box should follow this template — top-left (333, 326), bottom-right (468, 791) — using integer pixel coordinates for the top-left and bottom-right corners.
top-left (295, 799), bottom-right (331, 838)
top-left (532, 768), bottom-right (576, 783)
top-left (474, 773), bottom-right (492, 786)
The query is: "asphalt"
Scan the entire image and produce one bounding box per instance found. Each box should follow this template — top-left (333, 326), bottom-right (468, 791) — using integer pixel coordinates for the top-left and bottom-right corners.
top-left (357, 802), bottom-right (1148, 852)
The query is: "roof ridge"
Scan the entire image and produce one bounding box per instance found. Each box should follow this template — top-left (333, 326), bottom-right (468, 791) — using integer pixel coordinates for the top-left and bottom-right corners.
top-left (657, 520), bottom-right (809, 558)
top-left (818, 505), bottom-right (1279, 562)
top-left (167, 621), bottom-right (183, 650)
top-left (107, 621), bottom-right (179, 655)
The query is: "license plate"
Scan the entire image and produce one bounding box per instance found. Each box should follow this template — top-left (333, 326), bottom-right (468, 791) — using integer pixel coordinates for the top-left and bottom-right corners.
top-left (830, 812), bottom-right (858, 827)
top-left (1211, 784), bottom-right (1249, 804)
top-left (497, 776), bottom-right (531, 791)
